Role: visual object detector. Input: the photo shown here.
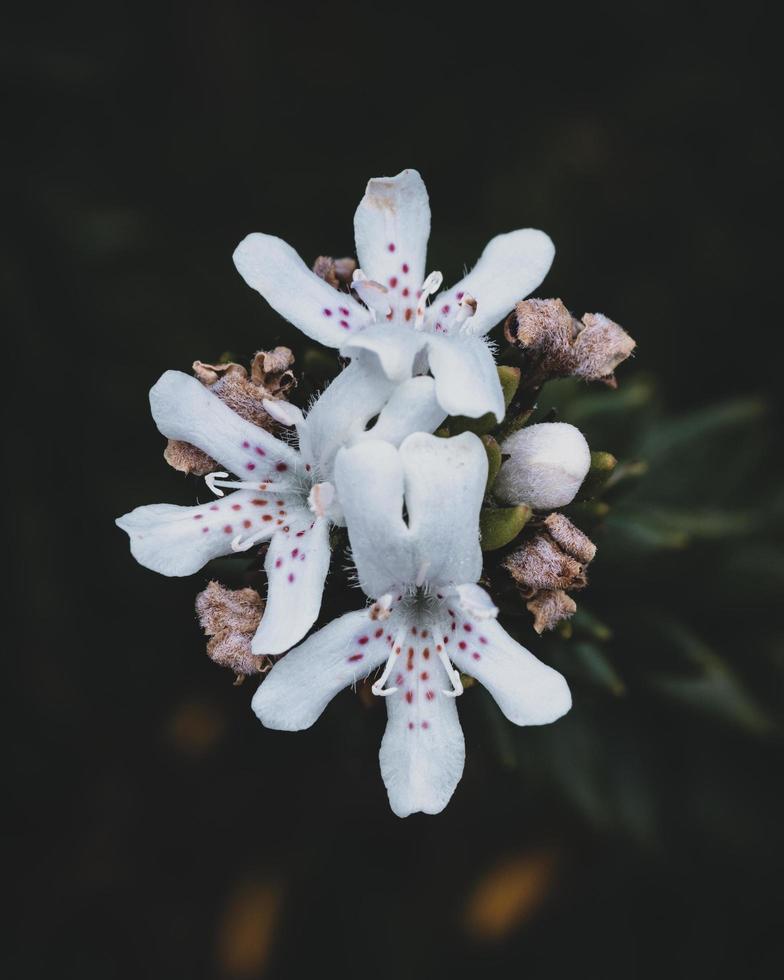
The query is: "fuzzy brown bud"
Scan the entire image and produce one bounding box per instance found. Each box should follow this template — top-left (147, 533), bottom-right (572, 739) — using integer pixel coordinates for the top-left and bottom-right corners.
top-left (571, 313), bottom-right (636, 382)
top-left (543, 513), bottom-right (597, 564)
top-left (312, 255), bottom-right (357, 291)
top-left (195, 581), bottom-right (268, 679)
top-left (502, 534), bottom-right (587, 596)
top-left (526, 590), bottom-right (578, 634)
top-left (250, 347), bottom-right (296, 396)
top-left (505, 299), bottom-right (635, 384)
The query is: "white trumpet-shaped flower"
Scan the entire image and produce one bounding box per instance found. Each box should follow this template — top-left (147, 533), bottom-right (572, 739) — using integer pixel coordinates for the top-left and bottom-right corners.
top-left (116, 357), bottom-right (446, 655)
top-left (252, 432), bottom-right (571, 817)
top-left (494, 422), bottom-right (592, 510)
top-left (233, 169), bottom-right (554, 423)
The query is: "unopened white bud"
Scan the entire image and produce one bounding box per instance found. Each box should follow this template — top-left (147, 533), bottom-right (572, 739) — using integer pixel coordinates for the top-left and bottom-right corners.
top-left (495, 422), bottom-right (591, 509)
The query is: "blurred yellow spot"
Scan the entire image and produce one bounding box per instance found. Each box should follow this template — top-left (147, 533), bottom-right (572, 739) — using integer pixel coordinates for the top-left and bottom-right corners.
top-left (464, 847), bottom-right (560, 941)
top-left (216, 880), bottom-right (282, 977)
top-left (166, 699), bottom-right (226, 756)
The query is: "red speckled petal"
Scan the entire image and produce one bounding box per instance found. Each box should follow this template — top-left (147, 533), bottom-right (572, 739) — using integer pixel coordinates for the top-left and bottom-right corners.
top-left (378, 610), bottom-right (465, 818)
top-left (427, 228), bottom-right (554, 336)
top-left (251, 513), bottom-right (332, 656)
top-left (116, 490), bottom-right (277, 577)
top-left (233, 233), bottom-right (372, 345)
top-left (150, 371), bottom-right (302, 482)
top-left (353, 169), bottom-right (430, 306)
top-left (252, 608), bottom-right (389, 730)
top-left (449, 608), bottom-right (572, 726)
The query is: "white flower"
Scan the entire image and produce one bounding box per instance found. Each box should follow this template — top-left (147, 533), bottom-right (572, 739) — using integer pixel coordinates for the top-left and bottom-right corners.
top-left (494, 422), bottom-right (591, 510)
top-left (233, 169), bottom-right (554, 423)
top-left (252, 432), bottom-right (571, 817)
top-left (116, 356), bottom-right (446, 654)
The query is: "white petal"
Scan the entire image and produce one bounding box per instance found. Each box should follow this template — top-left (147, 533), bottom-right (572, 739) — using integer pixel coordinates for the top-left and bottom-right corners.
top-left (296, 355), bottom-right (396, 481)
top-left (356, 376), bottom-right (447, 447)
top-left (353, 169), bottom-right (431, 305)
top-left (426, 333), bottom-right (506, 421)
top-left (262, 398), bottom-right (304, 428)
top-left (252, 608), bottom-right (389, 730)
top-left (400, 432), bottom-right (487, 588)
top-left (149, 371), bottom-right (302, 481)
top-left (379, 609), bottom-right (465, 817)
top-left (340, 323), bottom-right (425, 383)
top-left (448, 606), bottom-right (571, 725)
top-left (334, 440), bottom-right (417, 597)
top-left (455, 583), bottom-right (499, 620)
top-left (116, 490), bottom-right (276, 577)
top-left (336, 433), bottom-right (487, 597)
top-left (233, 233), bottom-right (372, 345)
top-left (428, 229), bottom-right (555, 336)
top-left (495, 422), bottom-right (591, 509)
top-left (251, 514), bottom-right (332, 656)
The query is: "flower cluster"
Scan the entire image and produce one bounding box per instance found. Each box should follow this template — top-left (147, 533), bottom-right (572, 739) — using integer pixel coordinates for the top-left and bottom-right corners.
top-left (117, 170), bottom-right (634, 816)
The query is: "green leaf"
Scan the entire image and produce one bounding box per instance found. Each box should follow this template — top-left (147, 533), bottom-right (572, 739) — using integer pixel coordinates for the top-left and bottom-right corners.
top-left (570, 642), bottom-right (626, 696)
top-left (647, 620), bottom-right (775, 737)
top-left (572, 608), bottom-right (614, 642)
top-left (640, 397), bottom-right (765, 459)
top-left (479, 505), bottom-right (532, 551)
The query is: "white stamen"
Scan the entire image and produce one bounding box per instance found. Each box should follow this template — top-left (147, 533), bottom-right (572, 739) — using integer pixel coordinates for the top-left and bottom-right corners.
top-left (372, 628), bottom-right (405, 697)
top-left (307, 481), bottom-right (335, 518)
top-left (415, 270), bottom-right (443, 329)
top-left (437, 646), bottom-right (464, 698)
top-left (415, 561), bottom-right (430, 588)
top-left (205, 472), bottom-right (288, 497)
top-left (230, 528), bottom-right (271, 552)
top-left (205, 471), bottom-right (229, 497)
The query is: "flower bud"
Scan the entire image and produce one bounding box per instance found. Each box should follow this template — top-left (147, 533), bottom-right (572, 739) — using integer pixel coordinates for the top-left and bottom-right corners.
top-left (494, 422), bottom-right (591, 509)
top-left (502, 534), bottom-right (587, 595)
top-left (504, 299), bottom-right (635, 385)
top-left (195, 581), bottom-right (268, 679)
top-left (526, 590), bottom-right (577, 634)
top-left (312, 255), bottom-right (357, 291)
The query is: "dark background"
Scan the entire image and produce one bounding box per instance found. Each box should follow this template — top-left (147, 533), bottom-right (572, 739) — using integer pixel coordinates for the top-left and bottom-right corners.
top-left (5, 2), bottom-right (782, 978)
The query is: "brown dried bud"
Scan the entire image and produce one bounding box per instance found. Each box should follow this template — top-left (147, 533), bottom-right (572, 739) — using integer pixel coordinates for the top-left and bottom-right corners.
top-left (502, 534), bottom-right (587, 596)
top-left (526, 590), bottom-right (577, 634)
top-left (505, 298), bottom-right (573, 355)
top-left (571, 313), bottom-right (636, 383)
top-left (192, 360), bottom-right (248, 385)
top-left (163, 440), bottom-right (216, 477)
top-left (250, 346), bottom-right (296, 396)
top-left (195, 581), bottom-right (268, 678)
top-left (312, 255), bottom-right (357, 291)
top-left (505, 299), bottom-right (635, 384)
top-left (543, 513), bottom-right (597, 564)
top-left (164, 349), bottom-right (296, 475)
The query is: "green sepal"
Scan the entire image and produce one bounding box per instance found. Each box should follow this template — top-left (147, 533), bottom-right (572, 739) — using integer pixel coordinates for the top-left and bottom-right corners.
top-left (479, 504), bottom-right (532, 551)
top-left (481, 435), bottom-right (502, 492)
top-left (578, 451), bottom-right (618, 499)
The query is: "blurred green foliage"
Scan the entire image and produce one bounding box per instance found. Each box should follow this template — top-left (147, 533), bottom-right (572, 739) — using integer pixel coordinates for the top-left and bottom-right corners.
top-left (489, 375), bottom-right (783, 843)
